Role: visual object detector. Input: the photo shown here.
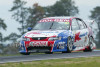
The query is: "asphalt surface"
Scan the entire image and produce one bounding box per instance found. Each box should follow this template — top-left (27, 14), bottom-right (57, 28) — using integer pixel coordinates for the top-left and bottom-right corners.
top-left (0, 50), bottom-right (100, 64)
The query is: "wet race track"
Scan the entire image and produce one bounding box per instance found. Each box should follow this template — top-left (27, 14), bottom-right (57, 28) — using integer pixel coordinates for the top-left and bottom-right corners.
top-left (0, 50), bottom-right (100, 63)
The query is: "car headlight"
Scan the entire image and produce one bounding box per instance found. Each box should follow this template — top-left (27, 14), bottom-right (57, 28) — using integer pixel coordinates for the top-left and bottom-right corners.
top-left (22, 37), bottom-right (30, 41)
top-left (48, 37), bottom-right (62, 41)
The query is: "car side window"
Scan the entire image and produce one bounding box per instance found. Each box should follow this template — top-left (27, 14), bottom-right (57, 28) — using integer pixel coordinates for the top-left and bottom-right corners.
top-left (77, 19), bottom-right (86, 29)
top-left (72, 19), bottom-right (80, 30)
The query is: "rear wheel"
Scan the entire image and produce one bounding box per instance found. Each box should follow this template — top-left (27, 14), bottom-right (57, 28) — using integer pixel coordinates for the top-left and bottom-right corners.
top-left (84, 37), bottom-right (93, 52)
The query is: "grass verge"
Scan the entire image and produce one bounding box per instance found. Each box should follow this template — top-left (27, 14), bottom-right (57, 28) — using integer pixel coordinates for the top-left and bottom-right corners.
top-left (0, 56), bottom-right (100, 67)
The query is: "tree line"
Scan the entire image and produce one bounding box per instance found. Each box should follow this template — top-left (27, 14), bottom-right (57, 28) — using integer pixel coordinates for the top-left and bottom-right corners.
top-left (4, 0), bottom-right (79, 43)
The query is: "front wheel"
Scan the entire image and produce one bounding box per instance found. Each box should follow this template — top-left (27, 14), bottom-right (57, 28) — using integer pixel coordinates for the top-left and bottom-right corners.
top-left (45, 52), bottom-right (53, 54)
top-left (20, 52), bottom-right (30, 55)
top-left (67, 37), bottom-right (73, 53)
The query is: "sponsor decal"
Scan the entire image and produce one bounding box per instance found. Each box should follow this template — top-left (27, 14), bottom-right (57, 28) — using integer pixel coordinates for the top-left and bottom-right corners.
top-left (65, 22), bottom-right (69, 24)
top-left (74, 32), bottom-right (88, 42)
top-left (56, 42), bottom-right (66, 49)
top-left (29, 41), bottom-right (48, 47)
top-left (79, 32), bottom-right (87, 38)
top-left (26, 32), bottom-right (41, 36)
top-left (39, 19), bottom-right (69, 22)
top-left (75, 32), bottom-right (81, 42)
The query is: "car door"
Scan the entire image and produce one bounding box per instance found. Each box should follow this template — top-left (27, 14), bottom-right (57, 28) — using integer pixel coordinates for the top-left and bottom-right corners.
top-left (77, 18), bottom-right (89, 48)
top-left (71, 18), bottom-right (87, 51)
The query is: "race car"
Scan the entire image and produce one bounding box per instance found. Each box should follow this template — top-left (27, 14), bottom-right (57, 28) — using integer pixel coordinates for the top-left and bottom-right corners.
top-left (19, 17), bottom-right (96, 55)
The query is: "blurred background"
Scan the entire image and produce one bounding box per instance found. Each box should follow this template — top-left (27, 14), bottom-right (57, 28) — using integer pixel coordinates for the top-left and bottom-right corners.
top-left (0, 0), bottom-right (99, 55)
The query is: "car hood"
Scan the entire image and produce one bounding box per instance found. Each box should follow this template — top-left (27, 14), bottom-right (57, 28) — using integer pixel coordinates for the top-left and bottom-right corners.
top-left (24, 30), bottom-right (67, 37)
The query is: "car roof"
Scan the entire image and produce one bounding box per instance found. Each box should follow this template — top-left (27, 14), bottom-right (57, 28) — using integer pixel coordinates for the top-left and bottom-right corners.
top-left (43, 16), bottom-right (76, 20)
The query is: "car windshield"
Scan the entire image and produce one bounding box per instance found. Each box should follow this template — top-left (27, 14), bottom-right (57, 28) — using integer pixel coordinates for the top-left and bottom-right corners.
top-left (33, 22), bottom-right (70, 30)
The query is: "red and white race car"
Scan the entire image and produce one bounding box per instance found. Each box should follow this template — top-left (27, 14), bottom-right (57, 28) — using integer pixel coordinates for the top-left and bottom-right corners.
top-left (19, 17), bottom-right (96, 55)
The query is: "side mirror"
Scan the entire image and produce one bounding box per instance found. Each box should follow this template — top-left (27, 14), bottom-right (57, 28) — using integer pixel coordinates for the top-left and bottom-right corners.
top-left (27, 27), bottom-right (32, 31)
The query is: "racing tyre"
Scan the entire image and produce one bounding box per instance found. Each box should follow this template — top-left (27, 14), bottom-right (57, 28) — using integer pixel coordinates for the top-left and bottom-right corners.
top-left (45, 52), bottom-right (53, 54)
top-left (67, 37), bottom-right (73, 53)
top-left (84, 37), bottom-right (93, 52)
top-left (21, 52), bottom-right (30, 55)
top-left (62, 37), bottom-right (73, 53)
